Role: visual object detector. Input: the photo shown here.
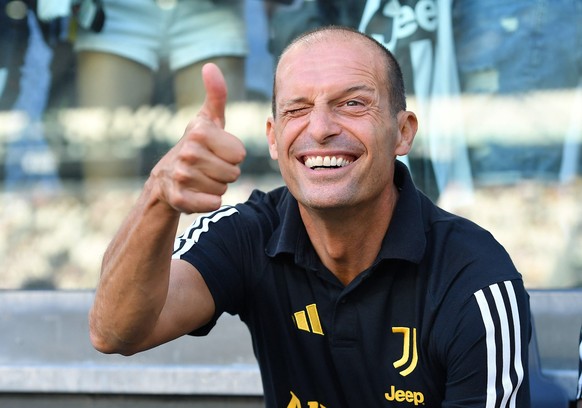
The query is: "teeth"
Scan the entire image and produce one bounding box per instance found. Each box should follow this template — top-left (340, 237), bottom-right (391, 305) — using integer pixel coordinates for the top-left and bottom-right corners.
top-left (304, 156), bottom-right (352, 169)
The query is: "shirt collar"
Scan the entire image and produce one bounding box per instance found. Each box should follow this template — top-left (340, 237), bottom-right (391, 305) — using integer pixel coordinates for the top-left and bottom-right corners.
top-left (265, 160), bottom-right (427, 266)
top-left (377, 160), bottom-right (427, 264)
top-left (265, 188), bottom-right (317, 268)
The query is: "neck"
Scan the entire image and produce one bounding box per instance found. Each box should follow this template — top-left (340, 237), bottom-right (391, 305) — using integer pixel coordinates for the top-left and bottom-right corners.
top-left (300, 185), bottom-right (399, 286)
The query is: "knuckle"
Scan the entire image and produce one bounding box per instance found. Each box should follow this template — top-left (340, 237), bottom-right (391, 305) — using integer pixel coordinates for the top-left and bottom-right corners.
top-left (179, 142), bottom-right (204, 163)
top-left (235, 147), bottom-right (247, 163)
top-left (172, 166), bottom-right (192, 185)
top-left (216, 183), bottom-right (228, 196)
top-left (173, 198), bottom-right (190, 213)
top-left (227, 165), bottom-right (242, 182)
top-left (186, 117), bottom-right (212, 138)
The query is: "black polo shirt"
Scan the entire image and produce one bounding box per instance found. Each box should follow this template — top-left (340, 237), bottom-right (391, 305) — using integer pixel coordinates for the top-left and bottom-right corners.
top-left (174, 161), bottom-right (531, 407)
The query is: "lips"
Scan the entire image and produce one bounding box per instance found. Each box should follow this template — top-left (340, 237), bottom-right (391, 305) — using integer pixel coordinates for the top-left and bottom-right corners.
top-left (304, 156), bottom-right (353, 169)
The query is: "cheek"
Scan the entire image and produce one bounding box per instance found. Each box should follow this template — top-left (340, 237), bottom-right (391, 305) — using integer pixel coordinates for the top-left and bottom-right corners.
top-left (374, 124), bottom-right (399, 155)
top-left (276, 127), bottom-right (301, 160)
top-left (358, 127), bottom-right (392, 160)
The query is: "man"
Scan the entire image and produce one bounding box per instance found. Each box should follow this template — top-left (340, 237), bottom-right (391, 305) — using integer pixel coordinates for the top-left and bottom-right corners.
top-left (90, 26), bottom-right (531, 406)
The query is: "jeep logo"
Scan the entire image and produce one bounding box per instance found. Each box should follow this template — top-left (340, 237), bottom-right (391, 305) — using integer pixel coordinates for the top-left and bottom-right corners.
top-left (385, 385), bottom-right (425, 405)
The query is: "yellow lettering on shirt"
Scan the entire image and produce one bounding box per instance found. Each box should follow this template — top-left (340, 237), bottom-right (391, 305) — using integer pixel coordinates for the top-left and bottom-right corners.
top-left (385, 385), bottom-right (425, 405)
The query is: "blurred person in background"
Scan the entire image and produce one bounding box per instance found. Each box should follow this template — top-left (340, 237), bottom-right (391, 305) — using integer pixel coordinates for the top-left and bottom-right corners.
top-left (1, 0), bottom-right (61, 192)
top-left (36, 0), bottom-right (249, 181)
top-left (73, 0), bottom-right (248, 110)
top-left (452, 0), bottom-right (582, 184)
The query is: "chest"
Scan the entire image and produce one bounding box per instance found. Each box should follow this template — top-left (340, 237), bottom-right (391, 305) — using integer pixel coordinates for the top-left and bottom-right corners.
top-left (243, 259), bottom-right (445, 407)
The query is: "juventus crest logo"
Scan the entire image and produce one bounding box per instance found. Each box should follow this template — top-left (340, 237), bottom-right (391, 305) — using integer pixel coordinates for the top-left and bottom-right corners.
top-left (392, 327), bottom-right (418, 376)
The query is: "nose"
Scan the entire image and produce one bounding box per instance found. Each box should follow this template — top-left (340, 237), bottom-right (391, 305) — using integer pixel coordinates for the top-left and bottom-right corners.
top-left (307, 106), bottom-right (342, 143)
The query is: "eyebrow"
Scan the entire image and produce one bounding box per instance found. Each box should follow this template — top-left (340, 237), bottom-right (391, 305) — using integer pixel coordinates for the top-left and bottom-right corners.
top-left (281, 84), bottom-right (376, 108)
top-left (343, 84), bottom-right (376, 95)
top-left (328, 84), bottom-right (377, 105)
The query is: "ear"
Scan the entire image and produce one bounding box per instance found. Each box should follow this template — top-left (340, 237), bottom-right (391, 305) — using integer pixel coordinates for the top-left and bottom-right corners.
top-left (394, 110), bottom-right (418, 157)
top-left (266, 117), bottom-right (278, 160)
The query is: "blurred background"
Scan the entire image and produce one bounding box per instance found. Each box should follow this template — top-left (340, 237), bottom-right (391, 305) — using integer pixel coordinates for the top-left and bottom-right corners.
top-left (1, 0), bottom-right (581, 291)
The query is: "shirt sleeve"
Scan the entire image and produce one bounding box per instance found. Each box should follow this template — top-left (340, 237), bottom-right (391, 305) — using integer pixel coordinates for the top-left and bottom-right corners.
top-left (172, 204), bottom-right (258, 328)
top-left (441, 279), bottom-right (531, 407)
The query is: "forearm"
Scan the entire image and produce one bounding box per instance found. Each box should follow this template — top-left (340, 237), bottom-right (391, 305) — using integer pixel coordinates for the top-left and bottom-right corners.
top-left (89, 178), bottom-right (180, 354)
top-left (89, 62), bottom-right (245, 354)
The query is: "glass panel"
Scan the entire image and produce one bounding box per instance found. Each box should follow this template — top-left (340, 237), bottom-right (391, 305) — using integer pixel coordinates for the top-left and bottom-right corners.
top-left (1, 0), bottom-right (580, 289)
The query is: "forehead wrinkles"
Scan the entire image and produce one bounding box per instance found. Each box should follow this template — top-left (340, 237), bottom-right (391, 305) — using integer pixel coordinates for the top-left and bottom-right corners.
top-left (280, 33), bottom-right (382, 72)
top-left (276, 36), bottom-right (387, 98)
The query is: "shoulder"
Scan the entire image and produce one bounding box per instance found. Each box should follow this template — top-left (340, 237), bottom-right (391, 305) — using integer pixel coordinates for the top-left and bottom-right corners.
top-left (420, 196), bottom-right (523, 305)
top-left (424, 196), bottom-right (514, 269)
top-left (235, 186), bottom-right (292, 227)
top-left (173, 187), bottom-right (290, 259)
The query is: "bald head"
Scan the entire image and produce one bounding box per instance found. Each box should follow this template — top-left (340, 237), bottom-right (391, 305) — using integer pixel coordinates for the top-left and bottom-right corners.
top-left (272, 26), bottom-right (407, 117)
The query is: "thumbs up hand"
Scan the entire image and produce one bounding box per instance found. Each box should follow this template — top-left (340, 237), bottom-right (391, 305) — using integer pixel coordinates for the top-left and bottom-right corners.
top-left (150, 63), bottom-right (246, 214)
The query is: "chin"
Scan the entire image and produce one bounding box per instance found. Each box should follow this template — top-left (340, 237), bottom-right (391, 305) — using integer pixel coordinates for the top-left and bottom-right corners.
top-left (286, 178), bottom-right (363, 210)
top-left (296, 191), bottom-right (357, 211)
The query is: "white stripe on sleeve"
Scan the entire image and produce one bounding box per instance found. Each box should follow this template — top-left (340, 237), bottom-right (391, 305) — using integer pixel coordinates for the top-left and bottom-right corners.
top-left (504, 281), bottom-right (525, 408)
top-left (474, 289), bottom-right (498, 408)
top-left (474, 281), bottom-right (525, 408)
top-left (172, 206), bottom-right (239, 259)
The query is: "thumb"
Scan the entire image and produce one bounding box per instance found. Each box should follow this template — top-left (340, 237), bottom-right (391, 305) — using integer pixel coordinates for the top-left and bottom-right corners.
top-left (199, 63), bottom-right (227, 129)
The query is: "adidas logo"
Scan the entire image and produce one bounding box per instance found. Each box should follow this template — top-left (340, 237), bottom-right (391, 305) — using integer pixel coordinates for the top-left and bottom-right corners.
top-left (293, 304), bottom-right (324, 335)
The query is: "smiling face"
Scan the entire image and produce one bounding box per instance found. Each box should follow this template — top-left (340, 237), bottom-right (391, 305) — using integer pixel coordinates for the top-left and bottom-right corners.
top-left (266, 29), bottom-right (416, 212)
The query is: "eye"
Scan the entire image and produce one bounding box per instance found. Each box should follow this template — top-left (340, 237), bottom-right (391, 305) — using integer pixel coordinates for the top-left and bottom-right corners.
top-left (337, 98), bottom-right (368, 116)
top-left (344, 98), bottom-right (369, 109)
top-left (283, 106), bottom-right (309, 118)
top-left (341, 99), bottom-right (367, 113)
